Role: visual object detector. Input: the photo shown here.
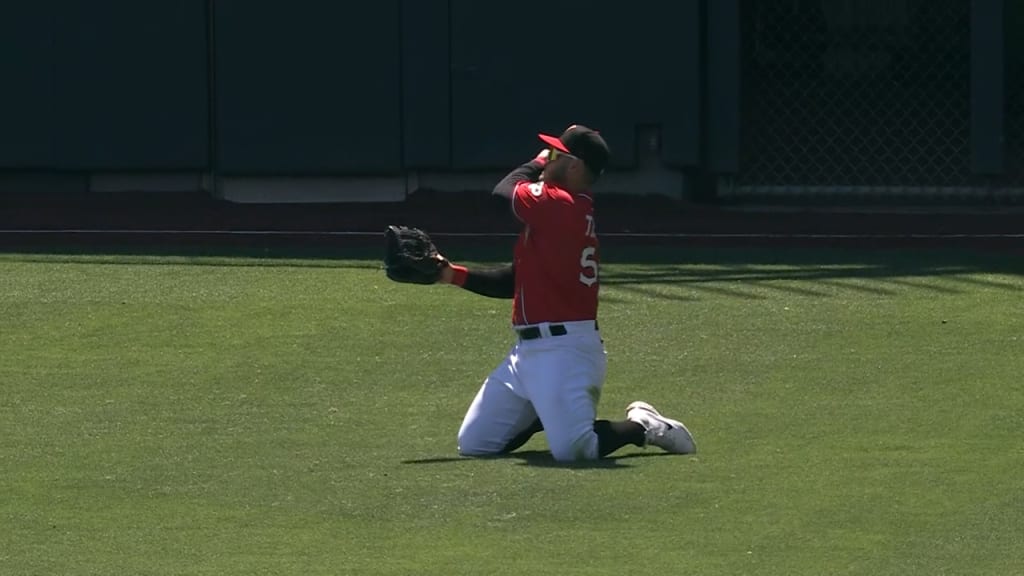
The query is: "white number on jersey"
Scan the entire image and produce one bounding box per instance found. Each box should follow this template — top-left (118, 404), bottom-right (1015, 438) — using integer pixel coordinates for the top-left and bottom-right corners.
top-left (579, 246), bottom-right (598, 287)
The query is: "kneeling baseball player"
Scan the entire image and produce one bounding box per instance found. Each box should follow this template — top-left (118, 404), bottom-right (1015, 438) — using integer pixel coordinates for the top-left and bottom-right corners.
top-left (385, 125), bottom-right (696, 462)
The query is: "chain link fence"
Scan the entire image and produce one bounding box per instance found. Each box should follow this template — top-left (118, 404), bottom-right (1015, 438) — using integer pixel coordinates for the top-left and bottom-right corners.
top-left (728, 0), bottom-right (1021, 202)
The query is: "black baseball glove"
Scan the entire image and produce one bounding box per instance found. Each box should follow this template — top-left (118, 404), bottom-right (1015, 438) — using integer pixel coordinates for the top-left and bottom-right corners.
top-left (383, 225), bottom-right (448, 284)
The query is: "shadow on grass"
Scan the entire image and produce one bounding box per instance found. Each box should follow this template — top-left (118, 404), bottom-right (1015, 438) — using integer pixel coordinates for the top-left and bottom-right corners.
top-left (3, 243), bottom-right (1022, 298)
top-left (402, 450), bottom-right (680, 469)
top-left (595, 246), bottom-right (1024, 299)
top-left (600, 261), bottom-right (1024, 300)
top-left (0, 244), bottom-right (383, 269)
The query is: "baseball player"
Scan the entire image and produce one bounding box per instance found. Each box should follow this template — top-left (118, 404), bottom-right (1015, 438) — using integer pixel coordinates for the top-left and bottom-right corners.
top-left (432, 125), bottom-right (697, 461)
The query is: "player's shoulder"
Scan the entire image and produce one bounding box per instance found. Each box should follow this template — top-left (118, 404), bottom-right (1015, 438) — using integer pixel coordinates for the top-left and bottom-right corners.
top-left (516, 181), bottom-right (575, 202)
top-left (552, 187), bottom-right (595, 213)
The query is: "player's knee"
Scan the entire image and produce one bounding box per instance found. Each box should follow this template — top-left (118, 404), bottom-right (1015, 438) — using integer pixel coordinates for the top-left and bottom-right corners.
top-left (456, 428), bottom-right (501, 458)
top-left (457, 442), bottom-right (499, 457)
top-left (549, 430), bottom-right (599, 462)
top-left (457, 439), bottom-right (488, 457)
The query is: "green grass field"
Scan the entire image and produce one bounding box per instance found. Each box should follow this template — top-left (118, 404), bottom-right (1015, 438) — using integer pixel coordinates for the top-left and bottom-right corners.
top-left (2, 244), bottom-right (1022, 575)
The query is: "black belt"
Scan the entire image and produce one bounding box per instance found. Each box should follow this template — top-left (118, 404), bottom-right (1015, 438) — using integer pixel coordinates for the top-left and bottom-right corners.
top-left (517, 322), bottom-right (598, 340)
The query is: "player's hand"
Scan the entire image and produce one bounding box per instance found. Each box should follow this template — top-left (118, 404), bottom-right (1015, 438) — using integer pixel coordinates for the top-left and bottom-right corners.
top-left (533, 149), bottom-right (550, 180)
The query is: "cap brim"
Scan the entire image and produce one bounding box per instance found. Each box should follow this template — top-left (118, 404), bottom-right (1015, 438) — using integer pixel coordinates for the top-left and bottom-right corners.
top-left (538, 133), bottom-right (570, 153)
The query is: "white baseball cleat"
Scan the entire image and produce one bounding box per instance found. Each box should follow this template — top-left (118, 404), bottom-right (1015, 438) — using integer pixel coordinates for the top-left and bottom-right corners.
top-left (626, 401), bottom-right (697, 454)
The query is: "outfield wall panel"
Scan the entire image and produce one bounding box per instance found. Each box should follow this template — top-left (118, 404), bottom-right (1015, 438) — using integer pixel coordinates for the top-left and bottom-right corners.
top-left (448, 0), bottom-right (701, 170)
top-left (214, 0), bottom-right (402, 175)
top-left (52, 0), bottom-right (210, 170)
top-left (0, 2), bottom-right (56, 168)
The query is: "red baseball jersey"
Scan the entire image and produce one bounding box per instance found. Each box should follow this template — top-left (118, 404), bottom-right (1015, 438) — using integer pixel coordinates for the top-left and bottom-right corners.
top-left (510, 180), bottom-right (600, 325)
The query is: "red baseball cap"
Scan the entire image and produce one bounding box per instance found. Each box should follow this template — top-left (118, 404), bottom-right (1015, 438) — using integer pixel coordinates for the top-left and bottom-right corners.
top-left (538, 124), bottom-right (611, 175)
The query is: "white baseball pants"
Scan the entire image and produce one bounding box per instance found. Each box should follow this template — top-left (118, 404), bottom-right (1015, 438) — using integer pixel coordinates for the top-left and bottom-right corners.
top-left (457, 320), bottom-right (606, 461)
